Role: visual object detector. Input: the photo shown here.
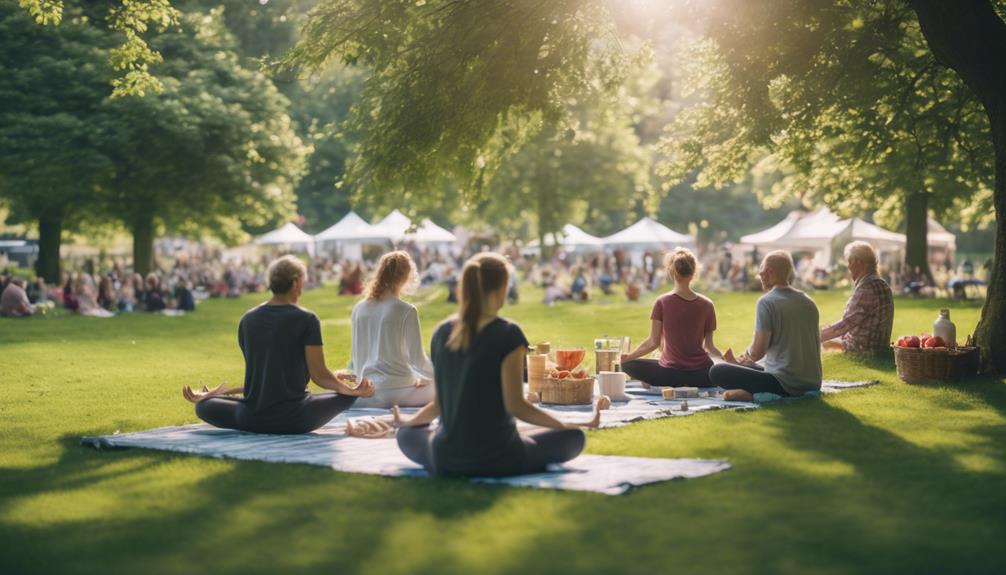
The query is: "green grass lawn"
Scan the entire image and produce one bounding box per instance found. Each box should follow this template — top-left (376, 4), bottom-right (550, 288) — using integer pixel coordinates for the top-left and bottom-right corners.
top-left (1, 286), bottom-right (1003, 575)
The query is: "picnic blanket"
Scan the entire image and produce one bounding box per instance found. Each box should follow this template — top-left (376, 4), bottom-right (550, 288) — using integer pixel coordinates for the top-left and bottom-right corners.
top-left (81, 424), bottom-right (730, 495)
top-left (80, 379), bottom-right (874, 494)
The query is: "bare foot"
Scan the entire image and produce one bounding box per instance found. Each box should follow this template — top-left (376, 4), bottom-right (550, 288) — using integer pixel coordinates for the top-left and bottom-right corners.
top-left (723, 389), bottom-right (754, 402)
top-left (346, 417), bottom-right (395, 438)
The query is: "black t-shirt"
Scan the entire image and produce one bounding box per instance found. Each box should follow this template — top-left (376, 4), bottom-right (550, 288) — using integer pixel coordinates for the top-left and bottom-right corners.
top-left (238, 304), bottom-right (323, 415)
top-left (431, 317), bottom-right (529, 475)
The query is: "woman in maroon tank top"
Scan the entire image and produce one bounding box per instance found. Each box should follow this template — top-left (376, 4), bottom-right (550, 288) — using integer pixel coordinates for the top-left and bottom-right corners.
top-left (621, 248), bottom-right (724, 388)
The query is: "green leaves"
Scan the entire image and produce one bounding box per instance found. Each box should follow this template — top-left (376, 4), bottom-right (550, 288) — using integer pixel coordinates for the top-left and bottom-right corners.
top-left (17, 0), bottom-right (61, 24)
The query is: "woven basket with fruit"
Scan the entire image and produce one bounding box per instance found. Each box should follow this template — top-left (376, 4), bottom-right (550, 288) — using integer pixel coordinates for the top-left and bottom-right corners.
top-left (540, 348), bottom-right (594, 405)
top-left (892, 333), bottom-right (980, 384)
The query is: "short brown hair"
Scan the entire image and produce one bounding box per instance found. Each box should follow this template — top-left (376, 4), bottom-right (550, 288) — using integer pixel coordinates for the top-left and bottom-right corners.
top-left (664, 248), bottom-right (698, 279)
top-left (268, 255), bottom-right (306, 294)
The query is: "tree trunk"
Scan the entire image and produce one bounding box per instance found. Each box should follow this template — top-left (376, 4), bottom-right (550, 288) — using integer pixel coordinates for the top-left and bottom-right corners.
top-left (35, 212), bottom-right (63, 284)
top-left (904, 192), bottom-right (932, 282)
top-left (911, 0), bottom-right (1006, 372)
top-left (132, 213), bottom-right (156, 277)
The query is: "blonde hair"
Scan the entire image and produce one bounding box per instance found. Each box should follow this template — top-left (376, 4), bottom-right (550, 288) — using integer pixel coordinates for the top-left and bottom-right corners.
top-left (844, 241), bottom-right (878, 272)
top-left (267, 255), bottom-right (306, 294)
top-left (364, 251), bottom-right (417, 300)
top-left (447, 253), bottom-right (510, 351)
top-left (664, 248), bottom-right (698, 279)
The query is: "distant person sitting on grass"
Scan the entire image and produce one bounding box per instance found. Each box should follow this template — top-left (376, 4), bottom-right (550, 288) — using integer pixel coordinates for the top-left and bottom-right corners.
top-left (0, 277), bottom-right (41, 317)
top-left (143, 273), bottom-right (166, 312)
top-left (621, 248), bottom-right (723, 388)
top-left (183, 255), bottom-right (374, 434)
top-left (820, 241), bottom-right (894, 354)
top-left (709, 250), bottom-right (822, 401)
top-left (394, 252), bottom-right (599, 477)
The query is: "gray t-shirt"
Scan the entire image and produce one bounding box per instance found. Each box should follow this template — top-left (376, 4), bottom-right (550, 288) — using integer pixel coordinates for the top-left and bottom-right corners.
top-left (755, 287), bottom-right (822, 395)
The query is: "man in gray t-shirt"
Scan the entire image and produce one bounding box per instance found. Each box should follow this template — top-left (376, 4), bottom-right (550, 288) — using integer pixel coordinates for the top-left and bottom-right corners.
top-left (710, 251), bottom-right (822, 399)
top-left (755, 285), bottom-right (823, 394)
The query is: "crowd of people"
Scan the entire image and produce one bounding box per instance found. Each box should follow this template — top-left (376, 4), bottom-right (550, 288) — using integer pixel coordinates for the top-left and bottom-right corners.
top-left (180, 239), bottom-right (895, 479)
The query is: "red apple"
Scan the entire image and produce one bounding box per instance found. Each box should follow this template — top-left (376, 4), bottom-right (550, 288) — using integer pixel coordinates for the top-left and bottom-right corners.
top-left (921, 335), bottom-right (931, 347)
top-left (905, 336), bottom-right (921, 348)
top-left (924, 336), bottom-right (945, 348)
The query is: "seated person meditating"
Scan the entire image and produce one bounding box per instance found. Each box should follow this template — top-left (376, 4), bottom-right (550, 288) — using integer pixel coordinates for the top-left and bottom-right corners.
top-left (621, 248), bottom-right (722, 387)
top-left (710, 251), bottom-right (822, 401)
top-left (183, 256), bottom-right (373, 434)
top-left (394, 253), bottom-right (599, 477)
top-left (350, 251), bottom-right (436, 409)
top-left (820, 241), bottom-right (894, 353)
top-left (1, 277), bottom-right (40, 317)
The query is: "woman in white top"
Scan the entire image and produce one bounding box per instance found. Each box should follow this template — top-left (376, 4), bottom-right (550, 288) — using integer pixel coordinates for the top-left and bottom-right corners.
top-left (348, 251), bottom-right (435, 408)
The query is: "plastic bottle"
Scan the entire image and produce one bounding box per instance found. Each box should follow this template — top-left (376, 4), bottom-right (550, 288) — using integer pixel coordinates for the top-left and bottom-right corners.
top-left (933, 309), bottom-right (957, 348)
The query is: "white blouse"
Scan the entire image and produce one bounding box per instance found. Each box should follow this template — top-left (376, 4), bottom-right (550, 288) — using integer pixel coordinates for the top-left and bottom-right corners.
top-left (350, 297), bottom-right (435, 389)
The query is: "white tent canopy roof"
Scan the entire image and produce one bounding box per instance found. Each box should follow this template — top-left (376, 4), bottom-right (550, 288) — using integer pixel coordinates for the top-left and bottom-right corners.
top-left (405, 219), bottom-right (457, 244)
top-left (314, 211), bottom-right (380, 242)
top-left (927, 218), bottom-right (957, 249)
top-left (372, 209), bottom-right (412, 242)
top-left (255, 222), bottom-right (314, 245)
top-left (603, 217), bottom-right (694, 249)
top-left (524, 224), bottom-right (604, 253)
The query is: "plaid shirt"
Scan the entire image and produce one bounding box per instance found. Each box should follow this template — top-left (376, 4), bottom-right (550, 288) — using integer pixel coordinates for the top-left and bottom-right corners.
top-left (821, 273), bottom-right (894, 353)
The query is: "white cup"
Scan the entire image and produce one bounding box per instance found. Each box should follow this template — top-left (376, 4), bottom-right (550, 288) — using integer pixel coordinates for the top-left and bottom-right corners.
top-left (597, 371), bottom-right (628, 402)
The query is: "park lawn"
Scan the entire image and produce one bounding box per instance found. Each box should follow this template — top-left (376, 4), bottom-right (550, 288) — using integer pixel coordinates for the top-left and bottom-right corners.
top-left (1, 286), bottom-right (1003, 575)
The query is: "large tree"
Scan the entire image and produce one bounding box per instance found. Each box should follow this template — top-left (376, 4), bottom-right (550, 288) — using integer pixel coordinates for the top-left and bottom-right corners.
top-left (282, 0), bottom-right (1006, 371)
top-left (908, 0), bottom-right (1006, 371)
top-left (102, 9), bottom-right (308, 274)
top-left (658, 1), bottom-right (993, 283)
top-left (0, 1), bottom-right (115, 282)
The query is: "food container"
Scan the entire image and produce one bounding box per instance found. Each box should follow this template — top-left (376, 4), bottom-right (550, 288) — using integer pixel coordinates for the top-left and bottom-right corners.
top-left (595, 349), bottom-right (619, 374)
top-left (527, 353), bottom-right (548, 393)
top-left (540, 377), bottom-right (595, 405)
top-left (893, 345), bottom-right (979, 383)
top-left (555, 348), bottom-right (586, 371)
top-left (596, 371), bottom-right (628, 401)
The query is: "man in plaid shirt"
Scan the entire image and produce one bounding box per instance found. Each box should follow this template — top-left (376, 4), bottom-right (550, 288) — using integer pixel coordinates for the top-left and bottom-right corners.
top-left (821, 241), bottom-right (894, 353)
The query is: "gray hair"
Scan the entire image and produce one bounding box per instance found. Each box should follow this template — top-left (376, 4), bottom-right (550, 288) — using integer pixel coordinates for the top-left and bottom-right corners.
top-left (762, 250), bottom-right (795, 285)
top-left (844, 241), bottom-right (878, 272)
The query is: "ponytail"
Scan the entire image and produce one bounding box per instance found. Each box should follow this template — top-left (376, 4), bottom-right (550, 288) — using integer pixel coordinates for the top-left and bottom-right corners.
top-left (447, 253), bottom-right (510, 351)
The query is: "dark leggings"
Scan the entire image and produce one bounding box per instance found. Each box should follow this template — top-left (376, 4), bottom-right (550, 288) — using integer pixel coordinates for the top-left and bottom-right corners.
top-left (396, 425), bottom-right (586, 477)
top-left (195, 392), bottom-right (358, 435)
top-left (708, 363), bottom-right (792, 396)
top-left (621, 358), bottom-right (712, 387)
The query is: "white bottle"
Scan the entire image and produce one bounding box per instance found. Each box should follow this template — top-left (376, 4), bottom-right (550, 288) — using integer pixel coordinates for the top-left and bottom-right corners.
top-left (933, 309), bottom-right (957, 348)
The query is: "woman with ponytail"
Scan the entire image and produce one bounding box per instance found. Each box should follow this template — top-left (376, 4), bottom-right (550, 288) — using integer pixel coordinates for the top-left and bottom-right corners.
top-left (621, 248), bottom-right (724, 388)
top-left (393, 252), bottom-right (599, 477)
top-left (349, 251), bottom-right (436, 408)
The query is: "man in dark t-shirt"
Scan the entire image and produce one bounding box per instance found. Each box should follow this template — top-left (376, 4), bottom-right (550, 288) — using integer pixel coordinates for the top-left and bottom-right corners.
top-left (183, 256), bottom-right (373, 434)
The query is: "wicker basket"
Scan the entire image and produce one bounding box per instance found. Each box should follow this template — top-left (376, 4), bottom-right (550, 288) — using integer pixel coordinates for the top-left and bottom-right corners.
top-left (539, 377), bottom-right (594, 405)
top-left (892, 345), bottom-right (980, 384)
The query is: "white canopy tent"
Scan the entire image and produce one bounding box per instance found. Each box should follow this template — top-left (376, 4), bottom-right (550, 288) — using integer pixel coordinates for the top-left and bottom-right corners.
top-left (927, 217), bottom-right (957, 251)
top-left (254, 222), bottom-right (315, 255)
top-left (740, 208), bottom-right (957, 267)
top-left (522, 224), bottom-right (604, 255)
top-left (313, 211), bottom-right (388, 260)
top-left (372, 209), bottom-right (413, 243)
top-left (404, 218), bottom-right (457, 245)
top-left (603, 217), bottom-right (695, 250)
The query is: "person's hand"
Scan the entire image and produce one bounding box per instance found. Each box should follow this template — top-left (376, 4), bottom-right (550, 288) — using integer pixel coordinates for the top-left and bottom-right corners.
top-left (391, 405), bottom-right (406, 428)
top-left (340, 377), bottom-right (374, 397)
top-left (182, 383), bottom-right (225, 403)
top-left (620, 353), bottom-right (631, 364)
top-left (737, 351), bottom-right (758, 367)
top-left (414, 378), bottom-right (431, 388)
top-left (723, 348), bottom-right (738, 364)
